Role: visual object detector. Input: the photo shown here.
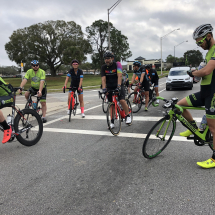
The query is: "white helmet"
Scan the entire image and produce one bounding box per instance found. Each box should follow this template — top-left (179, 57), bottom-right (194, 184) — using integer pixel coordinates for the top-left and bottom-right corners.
top-left (193, 24), bottom-right (213, 40)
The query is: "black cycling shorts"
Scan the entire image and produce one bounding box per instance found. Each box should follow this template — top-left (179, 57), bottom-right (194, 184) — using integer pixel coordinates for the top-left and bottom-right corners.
top-left (140, 81), bottom-right (149, 91)
top-left (152, 80), bottom-right (159, 87)
top-left (186, 91), bottom-right (215, 119)
top-left (29, 87), bottom-right (47, 102)
top-left (107, 85), bottom-right (125, 102)
top-left (0, 94), bottom-right (14, 109)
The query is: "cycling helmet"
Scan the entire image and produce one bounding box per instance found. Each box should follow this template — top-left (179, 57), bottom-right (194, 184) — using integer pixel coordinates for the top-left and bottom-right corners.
top-left (123, 70), bottom-right (127, 74)
top-left (103, 50), bottom-right (114, 58)
top-left (145, 64), bottom-right (151, 69)
top-left (133, 61), bottom-right (141, 67)
top-left (193, 24), bottom-right (213, 39)
top-left (31, 60), bottom-right (39, 65)
top-left (71, 59), bottom-right (79, 64)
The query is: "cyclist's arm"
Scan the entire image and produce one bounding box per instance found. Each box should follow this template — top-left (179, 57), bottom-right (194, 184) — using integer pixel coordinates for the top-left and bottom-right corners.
top-left (64, 76), bottom-right (70, 87)
top-left (79, 71), bottom-right (83, 88)
top-left (101, 76), bottom-right (106, 89)
top-left (20, 79), bottom-right (27, 88)
top-left (192, 60), bottom-right (215, 77)
top-left (140, 72), bottom-right (145, 83)
top-left (39, 80), bottom-right (44, 93)
top-left (116, 62), bottom-right (122, 86)
top-left (130, 73), bottom-right (136, 85)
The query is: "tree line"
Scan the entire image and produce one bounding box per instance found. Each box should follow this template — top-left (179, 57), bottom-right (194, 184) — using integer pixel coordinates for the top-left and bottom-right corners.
top-left (5, 20), bottom-right (132, 76)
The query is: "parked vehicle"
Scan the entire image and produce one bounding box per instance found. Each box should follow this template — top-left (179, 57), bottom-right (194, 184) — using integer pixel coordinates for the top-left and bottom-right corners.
top-left (166, 66), bottom-right (193, 90)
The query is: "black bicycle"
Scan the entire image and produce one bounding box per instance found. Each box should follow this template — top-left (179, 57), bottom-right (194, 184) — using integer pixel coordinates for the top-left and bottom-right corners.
top-left (3, 87), bottom-right (43, 146)
top-left (98, 91), bottom-right (109, 113)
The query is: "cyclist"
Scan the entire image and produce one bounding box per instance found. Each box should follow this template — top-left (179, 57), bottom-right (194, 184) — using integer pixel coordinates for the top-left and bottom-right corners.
top-left (101, 51), bottom-right (131, 128)
top-left (145, 64), bottom-right (159, 104)
top-left (177, 24), bottom-right (215, 168)
top-left (122, 70), bottom-right (130, 94)
top-left (129, 61), bottom-right (150, 111)
top-left (18, 60), bottom-right (47, 123)
top-left (63, 59), bottom-right (85, 118)
top-left (0, 77), bottom-right (13, 143)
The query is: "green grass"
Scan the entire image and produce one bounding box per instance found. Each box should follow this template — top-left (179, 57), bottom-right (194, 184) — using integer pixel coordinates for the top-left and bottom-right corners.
top-left (3, 71), bottom-right (168, 93)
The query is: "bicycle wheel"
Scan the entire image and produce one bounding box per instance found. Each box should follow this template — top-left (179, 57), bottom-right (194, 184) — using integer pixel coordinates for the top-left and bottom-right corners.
top-left (102, 96), bottom-right (109, 113)
top-left (128, 92), bottom-right (142, 113)
top-left (126, 99), bottom-right (133, 126)
top-left (36, 101), bottom-right (43, 118)
top-left (69, 96), bottom-right (73, 122)
top-left (73, 94), bottom-right (77, 116)
top-left (206, 129), bottom-right (213, 150)
top-left (14, 109), bottom-right (43, 146)
top-left (107, 102), bottom-right (121, 136)
top-left (142, 116), bottom-right (176, 159)
top-left (25, 101), bottom-right (32, 109)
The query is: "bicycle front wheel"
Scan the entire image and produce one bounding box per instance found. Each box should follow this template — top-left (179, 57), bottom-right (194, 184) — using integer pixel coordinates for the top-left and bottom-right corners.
top-left (73, 94), bottom-right (77, 116)
top-left (142, 116), bottom-right (176, 159)
top-left (69, 96), bottom-right (73, 122)
top-left (128, 92), bottom-right (142, 113)
top-left (102, 96), bottom-right (109, 113)
top-left (107, 102), bottom-right (121, 136)
top-left (14, 109), bottom-right (43, 146)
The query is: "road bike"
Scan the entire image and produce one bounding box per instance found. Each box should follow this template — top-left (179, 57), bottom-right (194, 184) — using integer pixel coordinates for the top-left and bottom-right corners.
top-left (142, 96), bottom-right (213, 159)
top-left (24, 88), bottom-right (43, 117)
top-left (63, 87), bottom-right (79, 122)
top-left (104, 89), bottom-right (133, 136)
top-left (2, 87), bottom-right (43, 146)
top-left (98, 91), bottom-right (109, 113)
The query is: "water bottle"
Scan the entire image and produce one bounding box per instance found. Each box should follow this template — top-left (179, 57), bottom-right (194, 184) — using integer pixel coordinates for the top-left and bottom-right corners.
top-left (195, 61), bottom-right (206, 82)
top-left (7, 114), bottom-right (14, 125)
top-left (199, 114), bottom-right (207, 131)
top-left (32, 101), bottom-right (37, 110)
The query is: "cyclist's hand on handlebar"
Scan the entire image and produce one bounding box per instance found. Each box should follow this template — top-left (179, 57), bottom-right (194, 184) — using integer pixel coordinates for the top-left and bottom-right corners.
top-left (138, 82), bottom-right (142, 88)
top-left (37, 91), bottom-right (42, 97)
top-left (78, 87), bottom-right (82, 93)
top-left (102, 88), bottom-right (107, 94)
top-left (18, 88), bottom-right (22, 95)
top-left (187, 70), bottom-right (194, 77)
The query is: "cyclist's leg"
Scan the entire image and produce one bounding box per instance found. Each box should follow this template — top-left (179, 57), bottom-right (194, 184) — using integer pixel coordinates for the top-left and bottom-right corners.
top-left (78, 87), bottom-right (85, 117)
top-left (154, 80), bottom-right (159, 97)
top-left (142, 81), bottom-right (149, 110)
top-left (107, 90), bottom-right (114, 124)
top-left (68, 91), bottom-right (71, 106)
top-left (178, 92), bottom-right (204, 136)
top-left (119, 86), bottom-right (129, 114)
top-left (197, 95), bottom-right (215, 168)
top-left (40, 88), bottom-right (47, 119)
top-left (25, 91), bottom-right (30, 100)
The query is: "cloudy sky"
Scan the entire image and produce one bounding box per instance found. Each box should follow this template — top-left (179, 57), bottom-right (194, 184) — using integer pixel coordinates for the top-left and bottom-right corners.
top-left (0, 0), bottom-right (213, 66)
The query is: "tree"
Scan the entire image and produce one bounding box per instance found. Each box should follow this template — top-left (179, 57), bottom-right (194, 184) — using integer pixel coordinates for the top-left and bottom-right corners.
top-left (86, 19), bottom-right (132, 68)
top-left (183, 50), bottom-right (203, 67)
top-left (5, 20), bottom-right (92, 76)
top-left (166, 54), bottom-right (175, 63)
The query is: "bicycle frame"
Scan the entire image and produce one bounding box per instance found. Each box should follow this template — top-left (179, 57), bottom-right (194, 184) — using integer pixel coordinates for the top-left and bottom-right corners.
top-left (112, 94), bottom-right (126, 119)
top-left (68, 91), bottom-right (75, 110)
top-left (153, 96), bottom-right (210, 142)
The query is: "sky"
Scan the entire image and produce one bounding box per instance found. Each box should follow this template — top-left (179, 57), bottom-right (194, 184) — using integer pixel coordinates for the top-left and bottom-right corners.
top-left (0, 0), bottom-right (213, 67)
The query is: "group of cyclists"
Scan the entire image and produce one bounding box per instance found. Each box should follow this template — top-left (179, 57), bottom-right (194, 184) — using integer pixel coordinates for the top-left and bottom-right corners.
top-left (0, 23), bottom-right (215, 169)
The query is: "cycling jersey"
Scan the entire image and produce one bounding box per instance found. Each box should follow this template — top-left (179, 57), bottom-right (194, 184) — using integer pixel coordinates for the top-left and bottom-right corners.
top-left (146, 69), bottom-right (159, 87)
top-left (67, 68), bottom-right (84, 88)
top-left (133, 67), bottom-right (148, 83)
top-left (122, 73), bottom-right (129, 83)
top-left (101, 61), bottom-right (122, 89)
top-left (24, 68), bottom-right (46, 89)
top-left (201, 44), bottom-right (215, 98)
top-left (0, 77), bottom-right (13, 109)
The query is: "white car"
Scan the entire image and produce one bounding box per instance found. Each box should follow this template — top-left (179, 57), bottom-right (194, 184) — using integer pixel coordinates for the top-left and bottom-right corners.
top-left (166, 66), bottom-right (193, 91)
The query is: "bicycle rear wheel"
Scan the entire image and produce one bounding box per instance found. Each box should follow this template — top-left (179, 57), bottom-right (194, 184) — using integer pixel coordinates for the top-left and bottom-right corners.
top-left (107, 102), bottom-right (121, 136)
top-left (142, 116), bottom-right (176, 159)
top-left (102, 96), bottom-right (108, 113)
top-left (73, 94), bottom-right (78, 116)
top-left (36, 101), bottom-right (43, 117)
top-left (128, 92), bottom-right (142, 113)
top-left (14, 109), bottom-right (43, 146)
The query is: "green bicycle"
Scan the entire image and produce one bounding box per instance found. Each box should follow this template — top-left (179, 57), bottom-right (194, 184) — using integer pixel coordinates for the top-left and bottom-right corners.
top-left (142, 96), bottom-right (213, 159)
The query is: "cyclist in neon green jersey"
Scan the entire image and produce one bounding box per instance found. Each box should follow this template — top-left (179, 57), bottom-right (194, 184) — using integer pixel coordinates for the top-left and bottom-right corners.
top-left (18, 60), bottom-right (47, 123)
top-left (177, 24), bottom-right (215, 168)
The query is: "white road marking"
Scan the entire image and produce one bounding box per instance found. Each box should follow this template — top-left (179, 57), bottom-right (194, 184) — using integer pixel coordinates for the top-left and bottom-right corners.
top-left (42, 127), bottom-right (192, 142)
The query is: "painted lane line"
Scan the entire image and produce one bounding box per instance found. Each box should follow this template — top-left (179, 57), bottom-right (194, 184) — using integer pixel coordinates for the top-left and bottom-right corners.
top-left (42, 127), bottom-right (192, 142)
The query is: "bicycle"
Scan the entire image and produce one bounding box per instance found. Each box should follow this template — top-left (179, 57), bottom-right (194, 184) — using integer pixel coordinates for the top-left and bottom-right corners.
top-left (63, 87), bottom-right (79, 122)
top-left (104, 89), bottom-right (133, 136)
top-left (24, 88), bottom-right (43, 117)
top-left (147, 83), bottom-right (157, 108)
top-left (98, 91), bottom-right (109, 113)
top-left (142, 96), bottom-right (213, 159)
top-left (128, 84), bottom-right (145, 113)
top-left (2, 87), bottom-right (43, 146)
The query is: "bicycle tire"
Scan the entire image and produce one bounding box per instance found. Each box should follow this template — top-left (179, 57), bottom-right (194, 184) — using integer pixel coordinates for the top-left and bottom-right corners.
top-left (102, 96), bottom-right (108, 113)
top-left (69, 96), bottom-right (73, 122)
top-left (14, 109), bottom-right (43, 146)
top-left (205, 129), bottom-right (214, 150)
top-left (128, 92), bottom-right (142, 113)
top-left (142, 116), bottom-right (176, 159)
top-left (36, 100), bottom-right (43, 118)
top-left (25, 101), bottom-right (31, 109)
top-left (107, 102), bottom-right (121, 136)
top-left (126, 99), bottom-right (133, 126)
top-left (73, 94), bottom-right (77, 116)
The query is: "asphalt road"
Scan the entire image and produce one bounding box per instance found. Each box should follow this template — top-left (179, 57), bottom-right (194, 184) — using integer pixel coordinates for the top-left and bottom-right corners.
top-left (0, 78), bottom-right (214, 215)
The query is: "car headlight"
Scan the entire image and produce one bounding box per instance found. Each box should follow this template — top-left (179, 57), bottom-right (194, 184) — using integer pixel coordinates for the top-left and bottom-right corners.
top-left (167, 78), bottom-right (171, 81)
top-left (185, 77), bottom-right (190, 80)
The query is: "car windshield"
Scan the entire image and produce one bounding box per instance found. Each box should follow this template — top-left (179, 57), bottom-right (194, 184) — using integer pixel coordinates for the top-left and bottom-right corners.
top-left (169, 70), bottom-right (187, 76)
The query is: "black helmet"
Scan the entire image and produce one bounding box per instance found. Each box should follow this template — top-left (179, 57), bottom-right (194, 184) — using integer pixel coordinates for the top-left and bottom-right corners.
top-left (103, 50), bottom-right (114, 58)
top-left (193, 24), bottom-right (213, 39)
top-left (71, 59), bottom-right (79, 64)
top-left (145, 64), bottom-right (151, 69)
top-left (133, 61), bottom-right (141, 67)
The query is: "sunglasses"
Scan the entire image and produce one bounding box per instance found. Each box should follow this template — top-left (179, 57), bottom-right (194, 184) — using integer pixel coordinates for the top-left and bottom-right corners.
top-left (104, 57), bottom-right (111, 60)
top-left (196, 35), bottom-right (207, 46)
top-left (32, 64), bottom-right (39, 67)
top-left (72, 63), bottom-right (79, 65)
